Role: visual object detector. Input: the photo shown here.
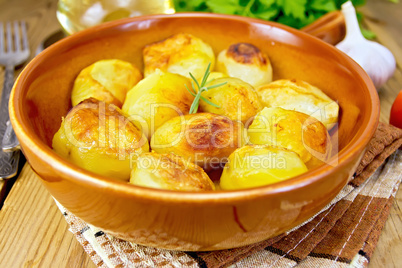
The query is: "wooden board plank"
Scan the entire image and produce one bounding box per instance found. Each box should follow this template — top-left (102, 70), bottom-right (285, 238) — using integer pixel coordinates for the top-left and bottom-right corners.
top-left (0, 164), bottom-right (95, 267)
top-left (361, 2), bottom-right (402, 267)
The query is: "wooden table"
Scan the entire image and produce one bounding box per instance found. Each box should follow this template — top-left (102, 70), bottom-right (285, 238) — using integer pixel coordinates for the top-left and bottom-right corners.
top-left (0, 0), bottom-right (401, 267)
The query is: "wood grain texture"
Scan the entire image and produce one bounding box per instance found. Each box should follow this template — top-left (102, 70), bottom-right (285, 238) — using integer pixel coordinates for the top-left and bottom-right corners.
top-left (360, 2), bottom-right (402, 268)
top-left (0, 0), bottom-right (400, 267)
top-left (361, 1), bottom-right (402, 125)
top-left (0, 165), bottom-right (95, 268)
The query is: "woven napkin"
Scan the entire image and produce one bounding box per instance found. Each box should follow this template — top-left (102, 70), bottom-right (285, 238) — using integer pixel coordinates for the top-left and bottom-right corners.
top-left (56, 122), bottom-right (402, 268)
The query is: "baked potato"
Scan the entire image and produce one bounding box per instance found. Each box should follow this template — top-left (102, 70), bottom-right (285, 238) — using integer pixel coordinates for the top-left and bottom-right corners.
top-left (52, 98), bottom-right (149, 181)
top-left (256, 79), bottom-right (339, 130)
top-left (216, 43), bottom-right (273, 87)
top-left (247, 107), bottom-right (331, 169)
top-left (122, 70), bottom-right (194, 139)
top-left (220, 145), bottom-right (308, 190)
top-left (71, 59), bottom-right (142, 107)
top-left (206, 71), bottom-right (227, 82)
top-left (129, 152), bottom-right (215, 191)
top-left (199, 77), bottom-right (263, 124)
top-left (143, 33), bottom-right (215, 81)
top-left (151, 113), bottom-right (246, 170)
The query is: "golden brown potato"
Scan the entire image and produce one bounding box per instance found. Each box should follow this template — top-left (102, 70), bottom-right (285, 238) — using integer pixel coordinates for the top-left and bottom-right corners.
top-left (216, 43), bottom-right (273, 87)
top-left (52, 98), bottom-right (149, 181)
top-left (220, 145), bottom-right (308, 190)
top-left (199, 77), bottom-right (263, 124)
top-left (143, 33), bottom-right (215, 80)
top-left (122, 70), bottom-right (194, 139)
top-left (129, 152), bottom-right (215, 191)
top-left (247, 107), bottom-right (331, 169)
top-left (71, 59), bottom-right (142, 107)
top-left (205, 71), bottom-right (227, 82)
top-left (256, 79), bottom-right (339, 130)
top-left (151, 113), bottom-right (246, 170)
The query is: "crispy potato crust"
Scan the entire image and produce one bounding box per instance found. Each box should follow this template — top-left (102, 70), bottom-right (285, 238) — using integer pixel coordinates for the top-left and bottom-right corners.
top-left (143, 33), bottom-right (215, 80)
top-left (151, 113), bottom-right (246, 170)
top-left (216, 43), bottom-right (272, 87)
top-left (220, 144), bottom-right (308, 190)
top-left (248, 107), bottom-right (331, 168)
top-left (199, 77), bottom-right (263, 124)
top-left (256, 79), bottom-right (339, 130)
top-left (226, 43), bottom-right (267, 66)
top-left (66, 98), bottom-right (147, 156)
top-left (71, 59), bottom-right (142, 107)
top-left (52, 98), bottom-right (149, 180)
top-left (130, 152), bottom-right (215, 191)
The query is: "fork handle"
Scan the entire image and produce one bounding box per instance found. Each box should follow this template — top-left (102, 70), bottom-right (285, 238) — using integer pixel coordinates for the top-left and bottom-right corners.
top-left (1, 64), bottom-right (20, 152)
top-left (2, 121), bottom-right (20, 152)
top-left (0, 65), bottom-right (20, 179)
top-left (0, 65), bottom-right (14, 136)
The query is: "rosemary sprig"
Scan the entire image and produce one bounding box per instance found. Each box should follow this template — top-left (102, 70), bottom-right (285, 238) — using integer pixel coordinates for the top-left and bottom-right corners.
top-left (185, 63), bottom-right (227, 114)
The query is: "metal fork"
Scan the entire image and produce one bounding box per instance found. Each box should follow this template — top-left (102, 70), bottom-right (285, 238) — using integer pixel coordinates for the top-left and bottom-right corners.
top-left (0, 21), bottom-right (30, 179)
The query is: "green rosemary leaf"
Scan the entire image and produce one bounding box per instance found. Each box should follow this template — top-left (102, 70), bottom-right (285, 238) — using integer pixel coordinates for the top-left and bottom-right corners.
top-left (189, 72), bottom-right (201, 90)
top-left (187, 62), bottom-right (225, 114)
top-left (200, 62), bottom-right (212, 87)
top-left (206, 81), bottom-right (227, 89)
top-left (190, 80), bottom-right (197, 94)
top-left (200, 95), bottom-right (221, 108)
top-left (189, 93), bottom-right (202, 114)
top-left (185, 84), bottom-right (197, 97)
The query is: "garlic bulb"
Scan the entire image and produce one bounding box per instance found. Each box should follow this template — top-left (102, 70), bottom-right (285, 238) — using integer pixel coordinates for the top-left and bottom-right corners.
top-left (336, 1), bottom-right (396, 89)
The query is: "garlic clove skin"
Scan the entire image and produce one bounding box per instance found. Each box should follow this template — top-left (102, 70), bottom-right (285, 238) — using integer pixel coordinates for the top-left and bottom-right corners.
top-left (336, 1), bottom-right (396, 90)
top-left (337, 39), bottom-right (396, 89)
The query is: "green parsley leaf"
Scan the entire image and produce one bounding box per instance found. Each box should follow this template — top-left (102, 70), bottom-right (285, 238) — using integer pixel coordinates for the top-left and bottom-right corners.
top-left (174, 0), bottom-right (207, 11)
top-left (277, 0), bottom-right (308, 20)
top-left (259, 0), bottom-right (276, 6)
top-left (309, 0), bottom-right (337, 12)
top-left (351, 0), bottom-right (366, 7)
top-left (253, 6), bottom-right (280, 20)
top-left (173, 0), bottom-right (377, 38)
top-left (206, 0), bottom-right (240, 14)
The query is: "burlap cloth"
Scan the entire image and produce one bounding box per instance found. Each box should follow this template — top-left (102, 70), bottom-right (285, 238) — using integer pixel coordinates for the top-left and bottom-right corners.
top-left (56, 122), bottom-right (402, 268)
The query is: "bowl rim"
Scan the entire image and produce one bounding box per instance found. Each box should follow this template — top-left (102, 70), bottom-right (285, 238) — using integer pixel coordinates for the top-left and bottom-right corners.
top-left (10, 12), bottom-right (379, 203)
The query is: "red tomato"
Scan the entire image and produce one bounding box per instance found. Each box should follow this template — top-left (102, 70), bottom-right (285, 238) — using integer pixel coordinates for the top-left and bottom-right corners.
top-left (390, 90), bottom-right (402, 128)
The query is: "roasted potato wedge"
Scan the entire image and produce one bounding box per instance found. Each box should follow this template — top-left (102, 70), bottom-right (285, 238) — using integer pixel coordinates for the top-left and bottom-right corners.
top-left (122, 70), bottom-right (194, 139)
top-left (143, 33), bottom-right (215, 80)
top-left (216, 43), bottom-right (272, 87)
top-left (129, 152), bottom-right (215, 191)
top-left (71, 59), bottom-right (142, 107)
top-left (247, 107), bottom-right (331, 169)
top-left (151, 113), bottom-right (246, 170)
top-left (220, 145), bottom-right (308, 190)
top-left (199, 77), bottom-right (263, 124)
top-left (52, 98), bottom-right (149, 180)
top-left (256, 79), bottom-right (339, 130)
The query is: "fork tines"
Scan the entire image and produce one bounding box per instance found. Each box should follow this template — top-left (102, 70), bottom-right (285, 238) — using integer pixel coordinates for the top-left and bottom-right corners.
top-left (0, 21), bottom-right (28, 55)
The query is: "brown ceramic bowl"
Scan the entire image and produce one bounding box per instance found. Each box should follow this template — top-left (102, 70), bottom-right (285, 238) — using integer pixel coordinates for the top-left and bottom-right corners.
top-left (10, 13), bottom-right (379, 251)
